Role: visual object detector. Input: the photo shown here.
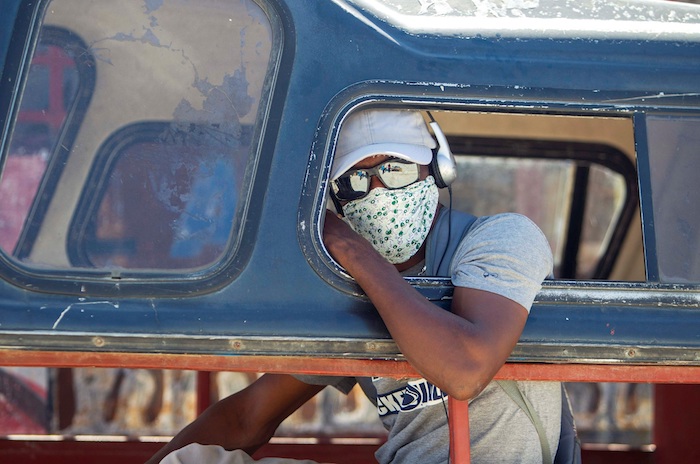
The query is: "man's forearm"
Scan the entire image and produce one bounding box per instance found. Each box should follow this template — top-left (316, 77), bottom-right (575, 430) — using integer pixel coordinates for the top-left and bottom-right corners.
top-left (144, 397), bottom-right (268, 464)
top-left (145, 374), bottom-right (325, 464)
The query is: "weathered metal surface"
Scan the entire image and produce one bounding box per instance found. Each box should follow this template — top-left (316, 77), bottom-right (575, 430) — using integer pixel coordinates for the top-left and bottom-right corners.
top-left (0, 280), bottom-right (697, 364)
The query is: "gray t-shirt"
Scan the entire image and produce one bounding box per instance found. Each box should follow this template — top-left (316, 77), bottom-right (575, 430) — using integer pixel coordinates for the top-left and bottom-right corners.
top-left (298, 213), bottom-right (559, 464)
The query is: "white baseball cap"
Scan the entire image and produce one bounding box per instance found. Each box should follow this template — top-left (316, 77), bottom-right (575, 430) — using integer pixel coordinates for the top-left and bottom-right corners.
top-left (331, 109), bottom-right (436, 180)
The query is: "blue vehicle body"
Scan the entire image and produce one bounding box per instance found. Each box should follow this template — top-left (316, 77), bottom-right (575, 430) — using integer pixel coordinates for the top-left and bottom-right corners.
top-left (0, 0), bottom-right (698, 368)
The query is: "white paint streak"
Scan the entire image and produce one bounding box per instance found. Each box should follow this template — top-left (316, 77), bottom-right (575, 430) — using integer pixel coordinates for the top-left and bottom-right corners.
top-left (334, 0), bottom-right (401, 45)
top-left (52, 301), bottom-right (119, 329)
top-left (605, 92), bottom-right (700, 103)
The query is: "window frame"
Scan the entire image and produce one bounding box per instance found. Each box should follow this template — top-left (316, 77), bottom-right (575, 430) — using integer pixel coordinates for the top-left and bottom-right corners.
top-left (66, 121), bottom-right (255, 275)
top-left (302, 94), bottom-right (644, 293)
top-left (0, 0), bottom-right (288, 297)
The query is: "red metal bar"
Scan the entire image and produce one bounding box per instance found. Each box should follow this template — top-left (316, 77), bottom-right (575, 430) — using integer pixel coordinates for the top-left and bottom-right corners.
top-left (2, 350), bottom-right (700, 384)
top-left (449, 399), bottom-right (470, 464)
top-left (195, 371), bottom-right (211, 415)
top-left (654, 384), bottom-right (700, 464)
top-left (0, 438), bottom-right (656, 464)
top-left (496, 362), bottom-right (700, 384)
top-left (14, 349), bottom-right (700, 464)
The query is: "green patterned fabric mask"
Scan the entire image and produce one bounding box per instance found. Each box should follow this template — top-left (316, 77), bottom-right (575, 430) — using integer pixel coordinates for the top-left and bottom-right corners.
top-left (342, 177), bottom-right (439, 264)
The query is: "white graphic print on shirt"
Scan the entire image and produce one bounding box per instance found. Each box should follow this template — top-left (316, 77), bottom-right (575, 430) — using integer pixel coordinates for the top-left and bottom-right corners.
top-left (375, 378), bottom-right (447, 417)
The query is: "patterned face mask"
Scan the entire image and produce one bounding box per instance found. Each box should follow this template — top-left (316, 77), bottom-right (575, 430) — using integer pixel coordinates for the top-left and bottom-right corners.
top-left (342, 176), bottom-right (439, 264)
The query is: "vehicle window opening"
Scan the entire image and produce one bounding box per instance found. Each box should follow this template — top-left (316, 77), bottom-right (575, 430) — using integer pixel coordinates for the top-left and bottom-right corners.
top-left (325, 109), bottom-right (642, 283)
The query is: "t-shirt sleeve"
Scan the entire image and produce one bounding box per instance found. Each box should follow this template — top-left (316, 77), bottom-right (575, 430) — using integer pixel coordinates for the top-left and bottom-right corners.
top-left (291, 375), bottom-right (357, 395)
top-left (449, 213), bottom-right (553, 311)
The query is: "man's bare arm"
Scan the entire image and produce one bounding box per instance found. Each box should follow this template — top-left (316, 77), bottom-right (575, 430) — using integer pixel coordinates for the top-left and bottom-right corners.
top-left (145, 374), bottom-right (324, 464)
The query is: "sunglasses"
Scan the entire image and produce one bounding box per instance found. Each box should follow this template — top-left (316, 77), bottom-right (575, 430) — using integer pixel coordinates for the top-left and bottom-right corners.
top-left (331, 158), bottom-right (421, 202)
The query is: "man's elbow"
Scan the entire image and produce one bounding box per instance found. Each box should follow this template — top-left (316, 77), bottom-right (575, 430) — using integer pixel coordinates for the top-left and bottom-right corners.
top-left (441, 361), bottom-right (499, 401)
top-left (444, 380), bottom-right (484, 402)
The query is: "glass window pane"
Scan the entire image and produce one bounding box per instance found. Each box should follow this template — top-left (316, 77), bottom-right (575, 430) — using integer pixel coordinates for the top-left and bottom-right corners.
top-left (0, 40), bottom-right (79, 254)
top-left (81, 124), bottom-right (246, 270)
top-left (22, 65), bottom-right (51, 110)
top-left (1, 0), bottom-right (274, 274)
top-left (578, 165), bottom-right (627, 279)
top-left (646, 115), bottom-right (700, 283)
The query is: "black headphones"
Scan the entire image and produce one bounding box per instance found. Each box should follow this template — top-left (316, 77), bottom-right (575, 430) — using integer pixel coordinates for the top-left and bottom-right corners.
top-left (427, 112), bottom-right (457, 189)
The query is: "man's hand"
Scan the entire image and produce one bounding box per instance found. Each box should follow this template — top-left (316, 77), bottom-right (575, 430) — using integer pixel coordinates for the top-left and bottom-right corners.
top-left (145, 374), bottom-right (324, 464)
top-left (322, 210), bottom-right (365, 264)
top-left (323, 209), bottom-right (424, 273)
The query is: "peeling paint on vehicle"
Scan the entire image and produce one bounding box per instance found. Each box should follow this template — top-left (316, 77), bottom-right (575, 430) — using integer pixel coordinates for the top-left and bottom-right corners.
top-left (347, 0), bottom-right (700, 40)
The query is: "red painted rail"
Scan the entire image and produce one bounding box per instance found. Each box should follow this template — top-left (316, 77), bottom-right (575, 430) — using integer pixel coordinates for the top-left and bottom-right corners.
top-left (3, 349), bottom-right (700, 463)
